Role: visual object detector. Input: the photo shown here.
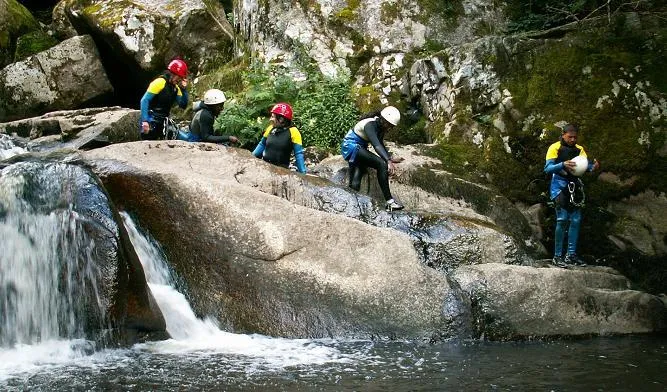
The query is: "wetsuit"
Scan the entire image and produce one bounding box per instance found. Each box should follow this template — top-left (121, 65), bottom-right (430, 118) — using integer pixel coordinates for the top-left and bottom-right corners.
top-left (187, 101), bottom-right (234, 143)
top-left (544, 139), bottom-right (593, 257)
top-left (139, 73), bottom-right (188, 140)
top-left (252, 125), bottom-right (306, 173)
top-left (340, 117), bottom-right (393, 201)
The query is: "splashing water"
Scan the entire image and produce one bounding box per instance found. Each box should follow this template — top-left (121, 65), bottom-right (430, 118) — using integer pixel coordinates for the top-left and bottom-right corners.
top-left (0, 135), bottom-right (27, 161)
top-left (0, 162), bottom-right (106, 348)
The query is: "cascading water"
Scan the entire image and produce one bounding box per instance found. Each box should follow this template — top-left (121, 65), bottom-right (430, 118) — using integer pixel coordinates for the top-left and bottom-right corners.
top-left (0, 134), bottom-right (27, 161)
top-left (0, 162), bottom-right (106, 348)
top-left (121, 212), bottom-right (350, 366)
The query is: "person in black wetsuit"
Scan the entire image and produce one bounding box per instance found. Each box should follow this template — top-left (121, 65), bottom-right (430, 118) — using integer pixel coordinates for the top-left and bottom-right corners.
top-left (252, 103), bottom-right (307, 173)
top-left (139, 58), bottom-right (189, 140)
top-left (340, 106), bottom-right (405, 211)
top-left (186, 89), bottom-right (238, 144)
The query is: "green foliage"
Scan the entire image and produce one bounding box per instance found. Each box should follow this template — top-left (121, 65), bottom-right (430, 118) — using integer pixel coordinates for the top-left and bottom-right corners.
top-left (213, 65), bottom-right (359, 150)
top-left (293, 77), bottom-right (359, 151)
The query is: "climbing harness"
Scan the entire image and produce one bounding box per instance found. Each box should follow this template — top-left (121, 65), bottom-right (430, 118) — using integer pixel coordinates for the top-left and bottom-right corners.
top-left (567, 179), bottom-right (585, 208)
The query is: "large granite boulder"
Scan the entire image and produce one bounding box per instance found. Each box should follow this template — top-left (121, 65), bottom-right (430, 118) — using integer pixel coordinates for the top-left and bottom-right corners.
top-left (84, 141), bottom-right (472, 340)
top-left (452, 263), bottom-right (667, 339)
top-left (53, 0), bottom-right (234, 75)
top-left (0, 35), bottom-right (113, 122)
top-left (82, 141), bottom-right (667, 340)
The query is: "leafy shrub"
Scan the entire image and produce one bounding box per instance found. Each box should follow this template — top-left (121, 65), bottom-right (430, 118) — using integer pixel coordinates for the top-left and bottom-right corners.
top-left (214, 65), bottom-right (359, 151)
top-left (293, 77), bottom-right (359, 151)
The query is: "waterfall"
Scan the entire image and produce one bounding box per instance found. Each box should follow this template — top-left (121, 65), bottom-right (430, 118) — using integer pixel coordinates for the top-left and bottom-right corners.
top-left (0, 162), bottom-right (106, 348)
top-left (121, 212), bottom-right (348, 366)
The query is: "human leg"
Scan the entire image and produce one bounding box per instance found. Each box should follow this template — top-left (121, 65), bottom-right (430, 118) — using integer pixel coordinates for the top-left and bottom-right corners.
top-left (353, 148), bottom-right (392, 201)
top-left (565, 208), bottom-right (586, 265)
top-left (348, 163), bottom-right (365, 191)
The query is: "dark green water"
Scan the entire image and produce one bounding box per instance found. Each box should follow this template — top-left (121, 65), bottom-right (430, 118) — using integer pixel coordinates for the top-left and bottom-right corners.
top-left (3, 335), bottom-right (665, 391)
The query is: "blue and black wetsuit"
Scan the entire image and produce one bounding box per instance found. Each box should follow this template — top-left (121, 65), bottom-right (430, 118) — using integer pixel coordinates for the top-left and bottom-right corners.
top-left (340, 117), bottom-right (394, 201)
top-left (139, 73), bottom-right (188, 140)
top-left (544, 139), bottom-right (593, 257)
top-left (252, 125), bottom-right (306, 173)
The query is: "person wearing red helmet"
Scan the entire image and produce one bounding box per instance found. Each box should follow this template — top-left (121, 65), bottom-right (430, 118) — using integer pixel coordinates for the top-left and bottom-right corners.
top-left (139, 58), bottom-right (189, 140)
top-left (252, 103), bottom-right (307, 173)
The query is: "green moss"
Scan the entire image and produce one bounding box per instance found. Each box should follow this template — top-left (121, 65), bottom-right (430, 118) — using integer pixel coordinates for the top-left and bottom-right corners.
top-left (415, 0), bottom-right (465, 23)
top-left (13, 31), bottom-right (59, 62)
top-left (380, 2), bottom-right (401, 24)
top-left (352, 85), bottom-right (383, 113)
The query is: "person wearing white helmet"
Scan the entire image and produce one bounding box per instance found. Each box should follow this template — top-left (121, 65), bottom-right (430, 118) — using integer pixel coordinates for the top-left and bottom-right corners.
top-left (544, 123), bottom-right (600, 268)
top-left (187, 88), bottom-right (238, 144)
top-left (340, 105), bottom-right (405, 211)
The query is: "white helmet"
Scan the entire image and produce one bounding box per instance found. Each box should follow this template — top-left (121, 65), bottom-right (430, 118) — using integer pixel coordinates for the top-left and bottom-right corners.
top-left (571, 155), bottom-right (588, 177)
top-left (380, 106), bottom-right (400, 126)
top-left (203, 89), bottom-right (226, 105)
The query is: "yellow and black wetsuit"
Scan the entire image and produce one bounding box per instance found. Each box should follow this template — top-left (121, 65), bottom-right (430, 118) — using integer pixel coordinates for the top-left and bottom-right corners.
top-left (139, 72), bottom-right (188, 140)
top-left (252, 125), bottom-right (306, 173)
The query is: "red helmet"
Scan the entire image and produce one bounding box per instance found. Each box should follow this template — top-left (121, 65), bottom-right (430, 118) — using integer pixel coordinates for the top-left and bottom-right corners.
top-left (167, 59), bottom-right (188, 78)
top-left (270, 102), bottom-right (293, 121)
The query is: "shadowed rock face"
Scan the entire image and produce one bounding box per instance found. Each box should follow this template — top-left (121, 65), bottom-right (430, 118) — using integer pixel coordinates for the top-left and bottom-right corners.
top-left (83, 141), bottom-right (667, 340)
top-left (0, 158), bottom-right (165, 346)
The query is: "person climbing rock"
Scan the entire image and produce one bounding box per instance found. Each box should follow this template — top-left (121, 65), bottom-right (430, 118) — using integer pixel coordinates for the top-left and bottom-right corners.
top-left (544, 123), bottom-right (600, 268)
top-left (340, 106), bottom-right (404, 211)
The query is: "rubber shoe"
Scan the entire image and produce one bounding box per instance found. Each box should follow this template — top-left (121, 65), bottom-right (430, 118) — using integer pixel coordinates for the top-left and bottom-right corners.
top-left (552, 256), bottom-right (568, 268)
top-left (565, 254), bottom-right (586, 266)
top-left (386, 199), bottom-right (404, 211)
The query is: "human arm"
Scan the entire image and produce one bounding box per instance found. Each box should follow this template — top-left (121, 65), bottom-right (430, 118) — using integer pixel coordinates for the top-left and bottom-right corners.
top-left (363, 122), bottom-right (391, 161)
top-left (139, 92), bottom-right (155, 132)
top-left (289, 128), bottom-right (307, 173)
top-left (252, 138), bottom-right (266, 157)
top-left (175, 83), bottom-right (189, 109)
top-left (198, 110), bottom-right (235, 143)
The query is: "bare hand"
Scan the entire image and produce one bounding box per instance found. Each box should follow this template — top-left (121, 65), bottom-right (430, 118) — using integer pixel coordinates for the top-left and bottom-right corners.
top-left (229, 136), bottom-right (239, 144)
top-left (180, 79), bottom-right (188, 89)
top-left (563, 160), bottom-right (576, 172)
top-left (141, 121), bottom-right (150, 133)
top-left (388, 161), bottom-right (397, 176)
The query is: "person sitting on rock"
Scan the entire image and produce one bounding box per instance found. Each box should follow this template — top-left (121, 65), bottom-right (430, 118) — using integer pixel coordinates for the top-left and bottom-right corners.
top-left (184, 88), bottom-right (238, 144)
top-left (544, 123), bottom-right (600, 268)
top-left (139, 58), bottom-right (189, 140)
top-left (340, 106), bottom-right (405, 211)
top-left (252, 103), bottom-right (306, 174)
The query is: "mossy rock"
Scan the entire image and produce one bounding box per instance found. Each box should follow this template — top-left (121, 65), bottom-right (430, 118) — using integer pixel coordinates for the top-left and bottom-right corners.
top-left (13, 30), bottom-right (59, 62)
top-left (0, 0), bottom-right (40, 67)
